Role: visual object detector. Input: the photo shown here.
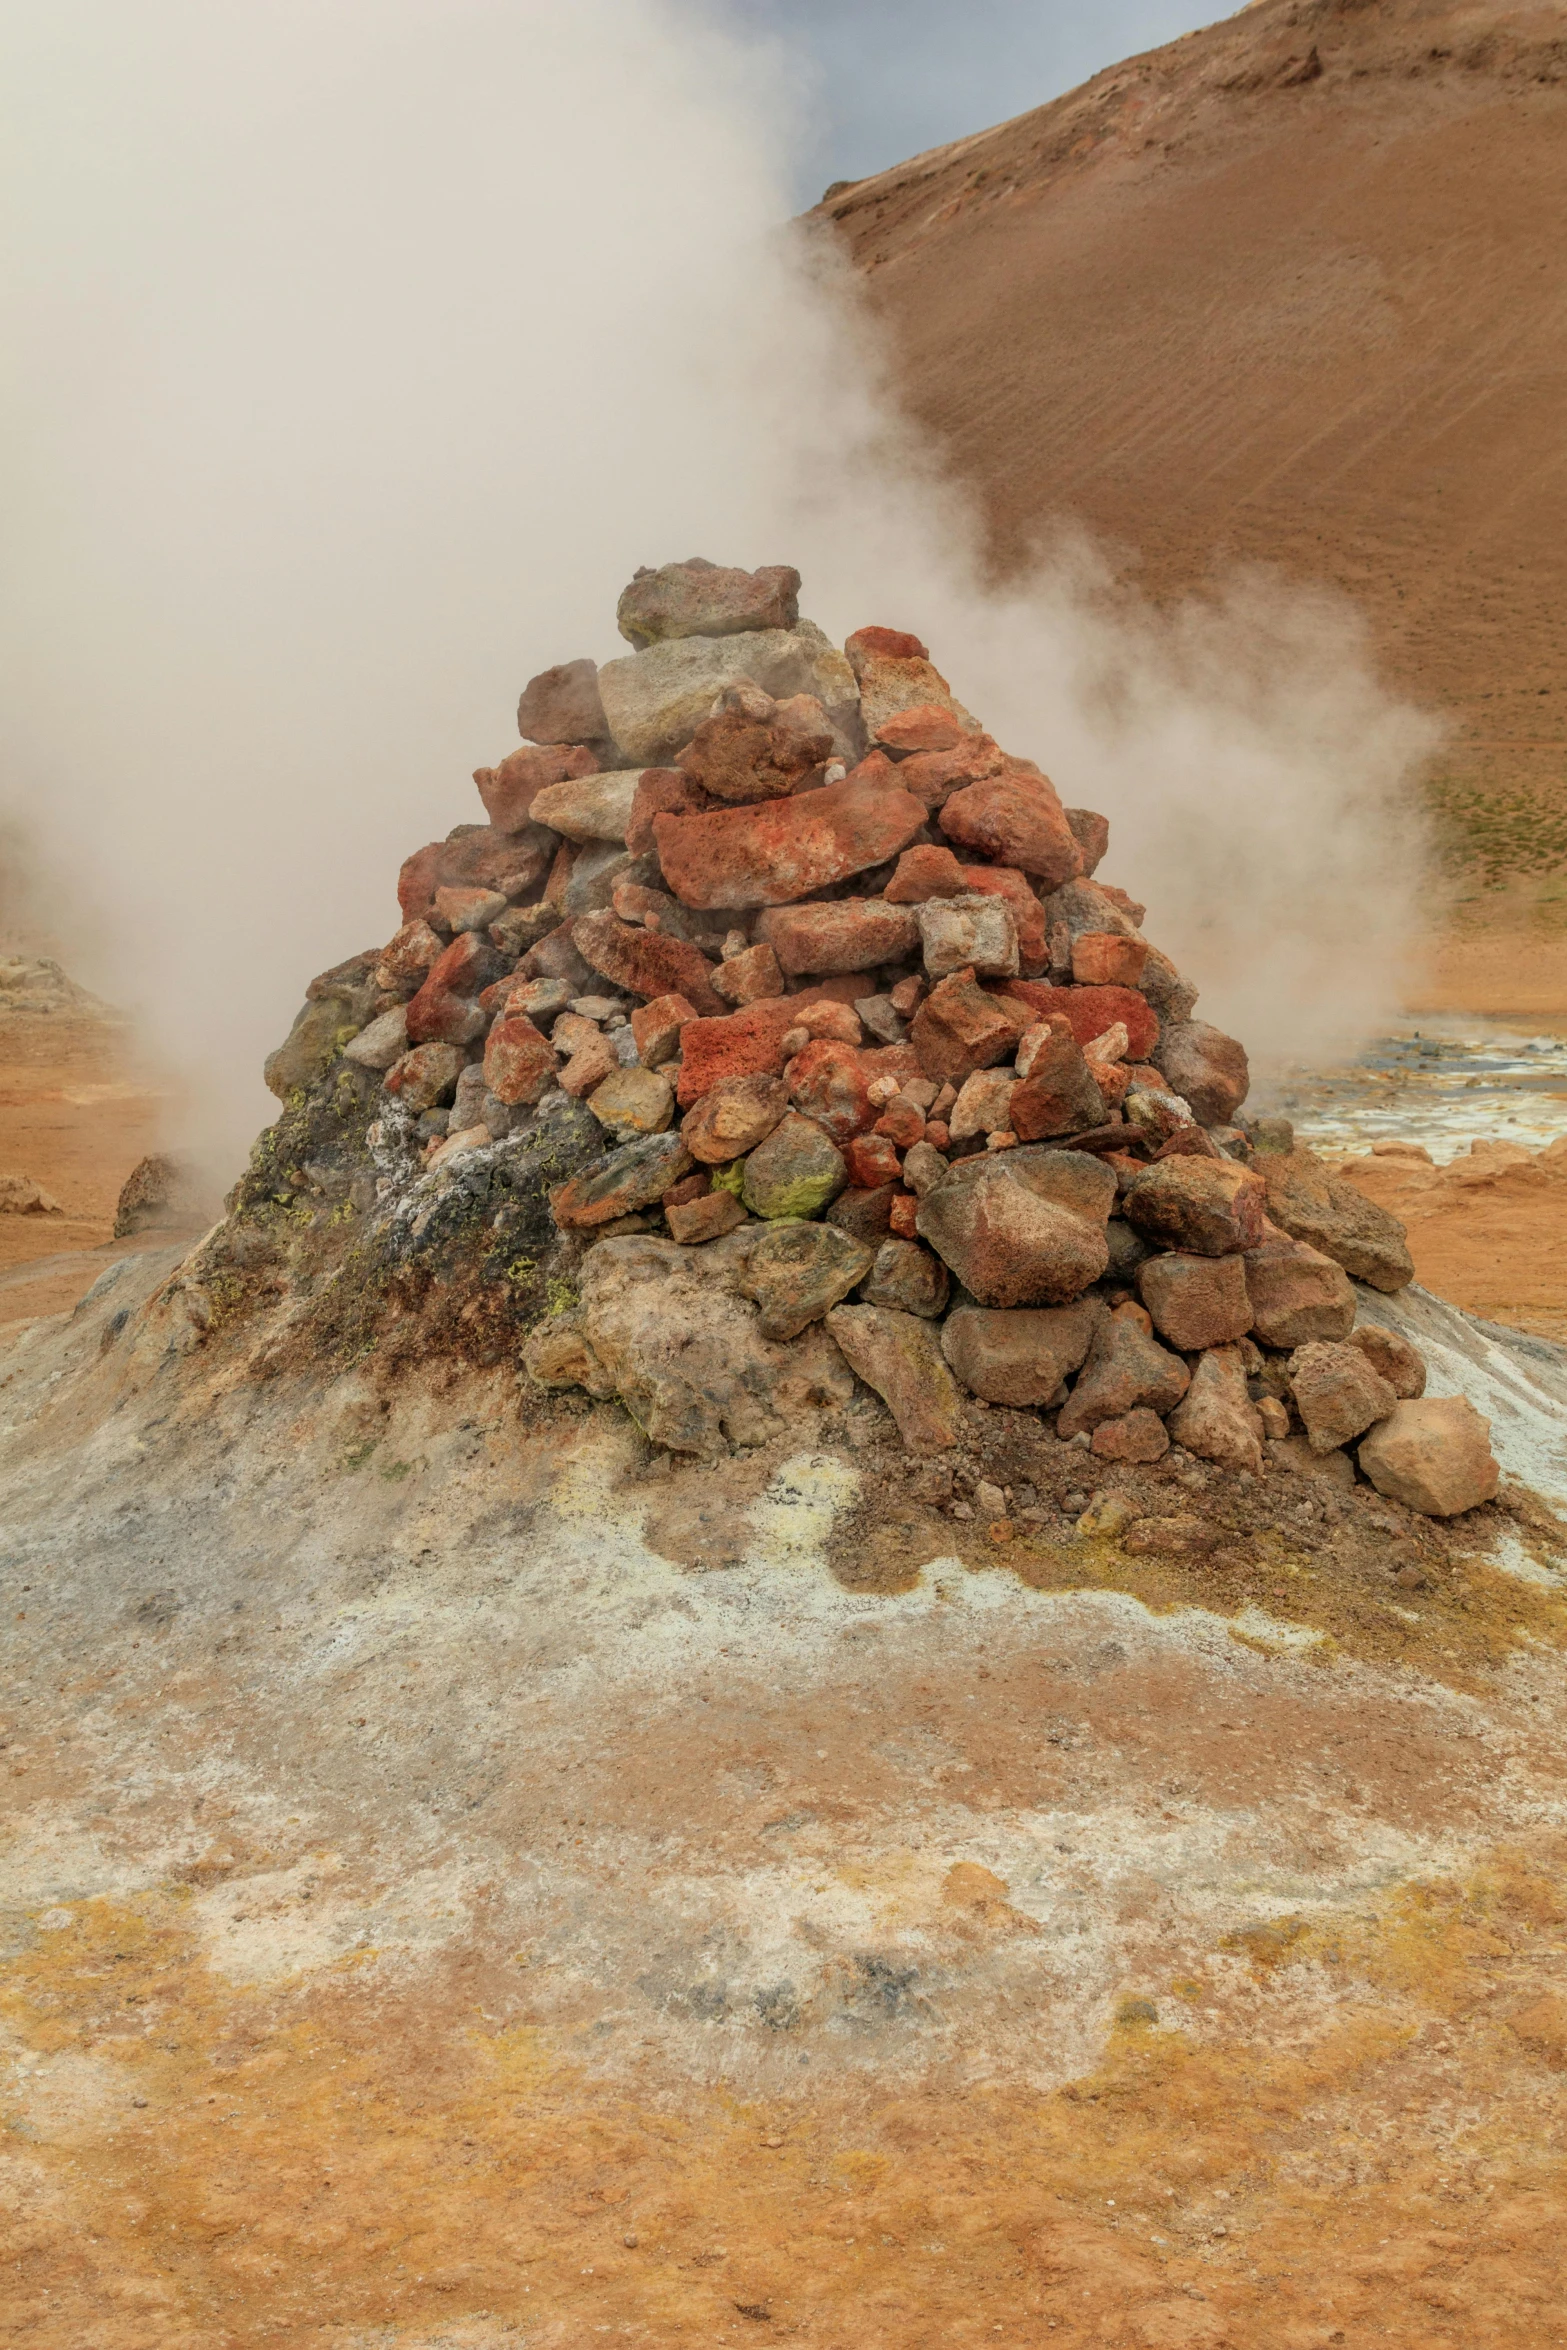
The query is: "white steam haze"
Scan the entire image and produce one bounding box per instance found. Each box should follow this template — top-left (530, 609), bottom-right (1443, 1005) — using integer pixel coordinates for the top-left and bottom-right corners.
top-left (0, 0), bottom-right (1439, 1178)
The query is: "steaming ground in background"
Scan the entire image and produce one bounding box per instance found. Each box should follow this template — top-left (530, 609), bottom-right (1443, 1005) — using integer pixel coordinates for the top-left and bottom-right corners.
top-left (817, 0), bottom-right (1567, 970)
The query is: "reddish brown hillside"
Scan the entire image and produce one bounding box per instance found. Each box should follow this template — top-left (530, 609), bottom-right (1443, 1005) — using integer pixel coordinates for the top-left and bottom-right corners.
top-left (816, 0), bottom-right (1567, 887)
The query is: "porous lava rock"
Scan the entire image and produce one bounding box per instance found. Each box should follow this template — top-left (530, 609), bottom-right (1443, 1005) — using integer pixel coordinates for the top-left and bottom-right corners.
top-left (1242, 1233), bottom-right (1357, 1347)
top-left (653, 770), bottom-right (925, 910)
top-left (682, 1072), bottom-right (789, 1164)
top-left (938, 765), bottom-right (1084, 888)
top-left (916, 1148), bottom-right (1115, 1308)
top-left (1137, 1251), bottom-right (1252, 1351)
top-left (1121, 1158), bottom-right (1267, 1256)
top-left (1255, 1147), bottom-right (1416, 1292)
top-left (516, 659), bottom-right (616, 760)
top-left (1167, 1346), bottom-right (1265, 1473)
top-left (676, 683), bottom-right (834, 803)
top-left (1288, 1339), bottom-right (1399, 1453)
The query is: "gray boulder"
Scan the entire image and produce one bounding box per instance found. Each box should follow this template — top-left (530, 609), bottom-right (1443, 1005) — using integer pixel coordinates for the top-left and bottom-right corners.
top-left (525, 1234), bottom-right (852, 1455)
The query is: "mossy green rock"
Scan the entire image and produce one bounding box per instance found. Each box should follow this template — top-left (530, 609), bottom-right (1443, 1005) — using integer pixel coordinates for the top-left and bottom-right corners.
top-left (740, 1112), bottom-right (846, 1221)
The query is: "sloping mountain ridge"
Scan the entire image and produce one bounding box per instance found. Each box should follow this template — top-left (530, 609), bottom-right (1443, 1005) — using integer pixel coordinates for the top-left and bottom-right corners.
top-left (815, 0), bottom-right (1567, 887)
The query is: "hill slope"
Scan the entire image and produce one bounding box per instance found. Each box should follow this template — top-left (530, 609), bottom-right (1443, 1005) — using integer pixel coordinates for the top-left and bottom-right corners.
top-left (817, 0), bottom-right (1567, 890)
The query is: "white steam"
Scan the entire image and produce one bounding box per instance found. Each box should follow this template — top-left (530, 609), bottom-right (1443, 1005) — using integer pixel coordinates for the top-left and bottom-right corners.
top-left (0, 0), bottom-right (1437, 1175)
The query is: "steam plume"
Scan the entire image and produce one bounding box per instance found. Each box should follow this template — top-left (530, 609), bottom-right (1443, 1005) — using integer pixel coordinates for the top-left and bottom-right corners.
top-left (0, 0), bottom-right (1437, 1173)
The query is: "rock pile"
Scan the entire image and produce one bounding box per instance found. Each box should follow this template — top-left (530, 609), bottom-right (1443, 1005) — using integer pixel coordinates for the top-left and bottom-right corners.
top-left (266, 558), bottom-right (1497, 1519)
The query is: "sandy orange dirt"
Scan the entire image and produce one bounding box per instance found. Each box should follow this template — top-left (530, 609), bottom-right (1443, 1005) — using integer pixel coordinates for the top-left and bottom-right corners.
top-left (1336, 1136), bottom-right (1567, 1344)
top-left (0, 1010), bottom-right (191, 1325)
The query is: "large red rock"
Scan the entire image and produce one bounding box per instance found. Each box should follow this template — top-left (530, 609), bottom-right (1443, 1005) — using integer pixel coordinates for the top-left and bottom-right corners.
top-left (874, 702), bottom-right (969, 753)
top-left (1167, 1346), bottom-right (1265, 1473)
top-left (938, 763), bottom-right (1084, 887)
top-left (625, 768), bottom-right (708, 856)
top-left (681, 1072), bottom-right (790, 1163)
top-left (786, 1039), bottom-right (878, 1145)
top-left (675, 685), bottom-right (834, 802)
top-left (910, 971), bottom-right (1032, 1082)
top-left (916, 1147), bottom-right (1116, 1308)
top-left (375, 919), bottom-right (444, 989)
top-left (1137, 1251), bottom-right (1253, 1350)
top-left (1072, 931), bottom-right (1148, 987)
top-left (997, 981), bottom-right (1158, 1061)
top-left (473, 743), bottom-right (598, 833)
top-left (570, 912), bottom-right (724, 1014)
top-left (845, 628), bottom-right (980, 741)
top-left (630, 992), bottom-right (698, 1068)
top-left (884, 844), bottom-right (967, 902)
top-left (753, 899), bottom-right (919, 975)
top-left (845, 626), bottom-right (929, 662)
top-left (404, 986), bottom-right (487, 1047)
top-left (940, 1298), bottom-right (1102, 1406)
top-left (1066, 807), bottom-right (1111, 874)
top-left (1057, 1303), bottom-right (1190, 1436)
top-left (1009, 1018), bottom-right (1106, 1140)
top-left (398, 826), bottom-right (552, 923)
top-left (1358, 1398), bottom-right (1499, 1516)
top-left (1122, 1157), bottom-right (1268, 1256)
top-left (894, 733), bottom-right (1007, 810)
top-left (674, 998), bottom-right (800, 1105)
top-left (652, 770), bottom-right (925, 909)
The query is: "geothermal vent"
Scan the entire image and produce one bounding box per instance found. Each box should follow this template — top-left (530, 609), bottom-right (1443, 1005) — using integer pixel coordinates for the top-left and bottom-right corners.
top-left (229, 558), bottom-right (1496, 1521)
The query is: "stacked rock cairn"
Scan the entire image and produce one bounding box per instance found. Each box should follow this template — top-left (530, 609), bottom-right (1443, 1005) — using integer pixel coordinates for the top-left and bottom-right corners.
top-left (314, 558), bottom-right (1499, 1519)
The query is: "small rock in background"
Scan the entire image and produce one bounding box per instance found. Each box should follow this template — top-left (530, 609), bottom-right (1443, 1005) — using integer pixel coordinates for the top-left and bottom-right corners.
top-left (0, 1172), bottom-right (63, 1216)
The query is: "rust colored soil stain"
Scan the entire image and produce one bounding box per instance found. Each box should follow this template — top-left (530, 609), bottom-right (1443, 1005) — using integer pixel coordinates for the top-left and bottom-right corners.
top-left (4, 1856), bottom-right (1566, 2346)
